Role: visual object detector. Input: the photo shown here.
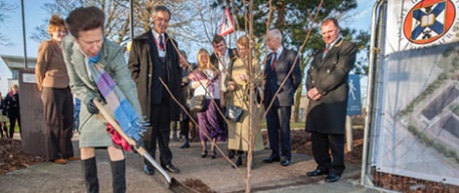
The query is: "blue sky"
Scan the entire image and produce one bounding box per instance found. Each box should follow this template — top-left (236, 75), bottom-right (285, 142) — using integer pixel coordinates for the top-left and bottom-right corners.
top-left (0, 0), bottom-right (373, 95)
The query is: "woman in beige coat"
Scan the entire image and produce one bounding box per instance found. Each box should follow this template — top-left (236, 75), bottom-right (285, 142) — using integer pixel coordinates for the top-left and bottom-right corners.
top-left (226, 36), bottom-right (264, 168)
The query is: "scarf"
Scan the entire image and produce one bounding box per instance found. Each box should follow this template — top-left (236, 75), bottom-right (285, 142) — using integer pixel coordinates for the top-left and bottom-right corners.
top-left (88, 54), bottom-right (145, 150)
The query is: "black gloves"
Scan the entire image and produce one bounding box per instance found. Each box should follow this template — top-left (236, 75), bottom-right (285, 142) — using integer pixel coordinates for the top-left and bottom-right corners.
top-left (87, 99), bottom-right (99, 114)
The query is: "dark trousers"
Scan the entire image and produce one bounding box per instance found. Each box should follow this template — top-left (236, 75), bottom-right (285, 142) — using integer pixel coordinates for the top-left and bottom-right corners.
top-left (265, 105), bottom-right (292, 160)
top-left (311, 131), bottom-right (345, 176)
top-left (42, 87), bottom-right (74, 160)
top-left (7, 113), bottom-right (20, 138)
top-left (180, 116), bottom-right (190, 141)
top-left (144, 94), bottom-right (173, 167)
top-left (214, 99), bottom-right (227, 136)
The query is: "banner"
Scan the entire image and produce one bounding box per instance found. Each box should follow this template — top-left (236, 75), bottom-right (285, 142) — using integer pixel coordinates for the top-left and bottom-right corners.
top-left (373, 0), bottom-right (459, 185)
top-left (384, 0), bottom-right (459, 55)
top-left (219, 8), bottom-right (235, 36)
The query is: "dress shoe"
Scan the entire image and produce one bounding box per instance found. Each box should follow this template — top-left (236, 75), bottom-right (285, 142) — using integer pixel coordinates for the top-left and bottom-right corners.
top-left (228, 150), bottom-right (235, 159)
top-left (52, 158), bottom-right (67, 164)
top-left (180, 142), bottom-right (190, 149)
top-left (143, 165), bottom-right (154, 175)
top-left (172, 135), bottom-right (179, 141)
top-left (263, 156), bottom-right (280, 163)
top-left (280, 159), bottom-right (290, 166)
top-left (307, 169), bottom-right (329, 176)
top-left (232, 155), bottom-right (243, 169)
top-left (164, 164), bottom-right (180, 174)
top-left (67, 156), bottom-right (79, 161)
top-left (210, 150), bottom-right (217, 159)
top-left (325, 174), bottom-right (340, 183)
top-left (201, 150), bottom-right (208, 158)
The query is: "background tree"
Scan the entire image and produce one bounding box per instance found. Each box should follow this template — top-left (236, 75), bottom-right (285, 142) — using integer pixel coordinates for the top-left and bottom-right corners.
top-left (0, 0), bottom-right (18, 46)
top-left (214, 0), bottom-right (370, 122)
top-left (31, 0), bottom-right (218, 54)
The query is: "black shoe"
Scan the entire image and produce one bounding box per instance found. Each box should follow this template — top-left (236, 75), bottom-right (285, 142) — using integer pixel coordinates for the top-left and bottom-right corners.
top-left (263, 156), bottom-right (280, 163)
top-left (173, 136), bottom-right (179, 141)
top-left (143, 165), bottom-right (154, 175)
top-left (180, 142), bottom-right (190, 149)
top-left (210, 150), bottom-right (217, 159)
top-left (228, 150), bottom-right (235, 159)
top-left (325, 174), bottom-right (340, 183)
top-left (280, 159), bottom-right (290, 166)
top-left (307, 169), bottom-right (329, 176)
top-left (232, 155), bottom-right (243, 169)
top-left (201, 150), bottom-right (208, 158)
top-left (163, 164), bottom-right (180, 174)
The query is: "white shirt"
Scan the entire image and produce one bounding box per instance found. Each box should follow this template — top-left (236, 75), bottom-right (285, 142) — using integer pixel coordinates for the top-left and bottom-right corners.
top-left (151, 30), bottom-right (166, 57)
top-left (192, 69), bottom-right (221, 99)
top-left (217, 49), bottom-right (230, 92)
top-left (270, 46), bottom-right (284, 63)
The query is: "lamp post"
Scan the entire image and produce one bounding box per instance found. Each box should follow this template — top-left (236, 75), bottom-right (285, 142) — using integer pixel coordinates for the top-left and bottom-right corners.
top-left (20, 0), bottom-right (28, 69)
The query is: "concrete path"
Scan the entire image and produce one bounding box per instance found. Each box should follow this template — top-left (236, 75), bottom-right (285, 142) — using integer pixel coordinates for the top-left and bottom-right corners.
top-left (0, 136), bottom-right (381, 193)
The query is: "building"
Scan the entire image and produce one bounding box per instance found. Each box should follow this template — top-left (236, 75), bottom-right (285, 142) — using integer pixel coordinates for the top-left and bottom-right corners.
top-left (0, 55), bottom-right (37, 88)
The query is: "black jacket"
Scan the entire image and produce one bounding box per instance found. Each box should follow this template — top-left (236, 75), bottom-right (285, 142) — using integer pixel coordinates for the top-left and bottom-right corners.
top-left (128, 31), bottom-right (181, 121)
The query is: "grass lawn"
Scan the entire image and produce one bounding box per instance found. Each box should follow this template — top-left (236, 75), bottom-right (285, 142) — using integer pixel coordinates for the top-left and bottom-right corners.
top-left (260, 121), bottom-right (305, 129)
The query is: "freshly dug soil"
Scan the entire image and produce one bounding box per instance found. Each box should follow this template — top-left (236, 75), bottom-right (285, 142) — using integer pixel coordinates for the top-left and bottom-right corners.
top-left (183, 178), bottom-right (216, 193)
top-left (0, 138), bottom-right (45, 175)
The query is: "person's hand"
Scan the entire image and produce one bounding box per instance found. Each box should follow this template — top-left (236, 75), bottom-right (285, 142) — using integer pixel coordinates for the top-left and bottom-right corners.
top-left (228, 81), bottom-right (236, 91)
top-left (87, 99), bottom-right (99, 114)
top-left (237, 74), bottom-right (247, 82)
top-left (307, 87), bottom-right (322, 101)
top-left (201, 79), bottom-right (210, 86)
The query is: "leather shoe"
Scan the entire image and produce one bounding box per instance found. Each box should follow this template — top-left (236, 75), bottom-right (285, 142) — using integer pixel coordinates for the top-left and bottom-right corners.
top-left (280, 159), bottom-right (290, 166)
top-left (164, 164), bottom-right (180, 174)
top-left (232, 155), bottom-right (243, 169)
top-left (201, 150), bottom-right (208, 158)
top-left (180, 142), bottom-right (190, 149)
top-left (307, 169), bottom-right (329, 176)
top-left (325, 174), bottom-right (340, 183)
top-left (228, 150), bottom-right (235, 159)
top-left (210, 150), bottom-right (217, 159)
top-left (143, 165), bottom-right (154, 175)
top-left (263, 156), bottom-right (280, 163)
top-left (52, 158), bottom-right (67, 164)
top-left (67, 156), bottom-right (79, 161)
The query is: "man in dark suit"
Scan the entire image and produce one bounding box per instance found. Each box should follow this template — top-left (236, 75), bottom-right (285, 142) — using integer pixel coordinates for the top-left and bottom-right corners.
top-left (263, 29), bottom-right (301, 167)
top-left (128, 5), bottom-right (181, 174)
top-left (305, 18), bottom-right (357, 183)
top-left (210, 35), bottom-right (238, 158)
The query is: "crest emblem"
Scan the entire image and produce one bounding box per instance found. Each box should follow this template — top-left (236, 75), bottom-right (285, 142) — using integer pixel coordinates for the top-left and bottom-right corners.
top-left (403, 0), bottom-right (455, 44)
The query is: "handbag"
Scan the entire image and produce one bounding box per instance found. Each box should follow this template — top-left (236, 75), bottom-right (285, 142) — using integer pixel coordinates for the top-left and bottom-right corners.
top-left (225, 105), bottom-right (244, 122)
top-left (189, 95), bottom-right (207, 112)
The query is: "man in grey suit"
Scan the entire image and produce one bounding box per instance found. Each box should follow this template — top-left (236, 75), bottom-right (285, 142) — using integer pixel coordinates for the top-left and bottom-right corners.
top-left (305, 18), bottom-right (357, 183)
top-left (263, 29), bottom-right (301, 167)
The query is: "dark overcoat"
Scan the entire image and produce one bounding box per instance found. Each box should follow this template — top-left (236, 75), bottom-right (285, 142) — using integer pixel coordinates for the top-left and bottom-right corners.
top-left (128, 31), bottom-right (181, 121)
top-left (305, 39), bottom-right (357, 135)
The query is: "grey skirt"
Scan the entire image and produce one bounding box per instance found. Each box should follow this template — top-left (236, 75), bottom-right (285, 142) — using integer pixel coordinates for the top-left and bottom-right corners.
top-left (78, 113), bottom-right (114, 148)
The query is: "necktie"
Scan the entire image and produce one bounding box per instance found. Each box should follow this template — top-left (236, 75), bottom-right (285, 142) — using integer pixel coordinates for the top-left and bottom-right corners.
top-left (270, 52), bottom-right (277, 70)
top-left (323, 44), bottom-right (330, 58)
top-left (159, 35), bottom-right (165, 50)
